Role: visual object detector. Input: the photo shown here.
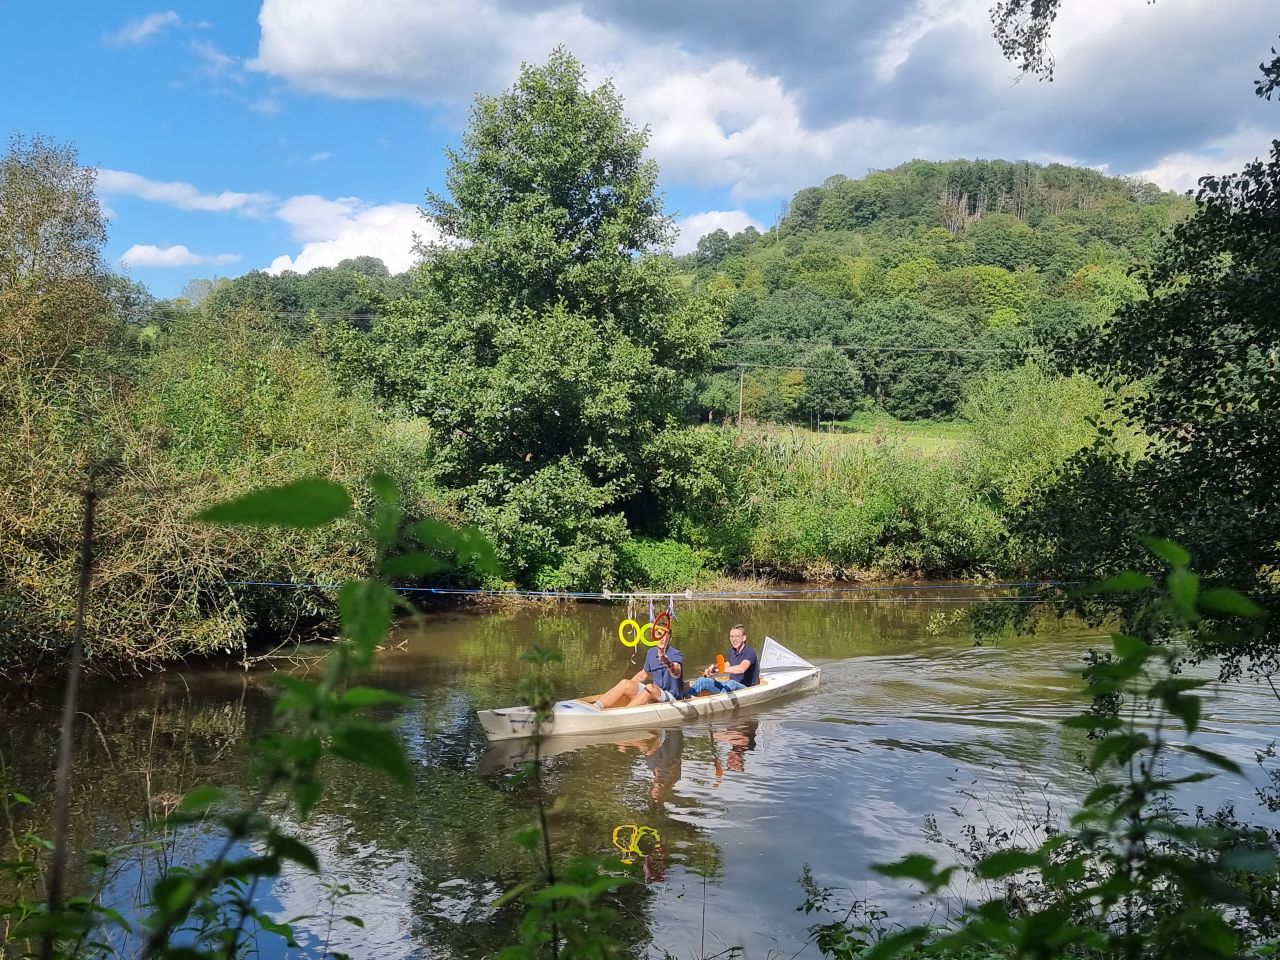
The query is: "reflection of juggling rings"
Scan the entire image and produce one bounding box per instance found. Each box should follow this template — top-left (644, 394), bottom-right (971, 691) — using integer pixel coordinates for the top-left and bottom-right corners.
top-left (611, 824), bottom-right (661, 865)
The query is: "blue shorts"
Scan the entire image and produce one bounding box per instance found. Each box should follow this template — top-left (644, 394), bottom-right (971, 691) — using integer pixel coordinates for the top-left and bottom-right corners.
top-left (688, 677), bottom-right (746, 696)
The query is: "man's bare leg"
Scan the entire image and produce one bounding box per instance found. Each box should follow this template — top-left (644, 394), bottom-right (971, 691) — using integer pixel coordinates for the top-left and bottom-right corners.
top-left (626, 684), bottom-right (660, 708)
top-left (596, 675), bottom-right (643, 710)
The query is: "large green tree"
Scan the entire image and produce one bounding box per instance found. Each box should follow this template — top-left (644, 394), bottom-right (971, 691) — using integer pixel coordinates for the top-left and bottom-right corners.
top-left (356, 49), bottom-right (719, 588)
top-left (1022, 142), bottom-right (1280, 671)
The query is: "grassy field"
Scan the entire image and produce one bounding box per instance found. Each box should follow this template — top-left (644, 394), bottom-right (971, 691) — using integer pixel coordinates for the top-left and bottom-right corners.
top-left (819, 411), bottom-right (968, 455)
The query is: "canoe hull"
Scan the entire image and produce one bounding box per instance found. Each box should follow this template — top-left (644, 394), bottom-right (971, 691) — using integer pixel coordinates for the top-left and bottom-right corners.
top-left (477, 664), bottom-right (820, 741)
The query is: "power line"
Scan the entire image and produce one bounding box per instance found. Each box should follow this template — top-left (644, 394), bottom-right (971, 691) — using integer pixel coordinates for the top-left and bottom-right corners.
top-left (714, 338), bottom-right (1062, 355)
top-left (714, 361), bottom-right (870, 375)
top-left (200, 310), bottom-right (1058, 356)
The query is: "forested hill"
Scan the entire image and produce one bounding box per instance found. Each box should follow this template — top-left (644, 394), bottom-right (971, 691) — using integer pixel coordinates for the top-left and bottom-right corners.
top-left (681, 159), bottom-right (1193, 422)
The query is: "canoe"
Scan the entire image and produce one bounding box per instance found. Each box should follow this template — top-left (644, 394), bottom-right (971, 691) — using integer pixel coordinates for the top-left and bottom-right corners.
top-left (476, 636), bottom-right (820, 741)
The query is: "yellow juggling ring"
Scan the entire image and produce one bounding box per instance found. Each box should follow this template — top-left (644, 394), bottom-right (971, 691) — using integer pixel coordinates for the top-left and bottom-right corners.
top-left (611, 824), bottom-right (661, 864)
top-left (618, 619), bottom-right (662, 648)
top-left (618, 619), bottom-right (642, 648)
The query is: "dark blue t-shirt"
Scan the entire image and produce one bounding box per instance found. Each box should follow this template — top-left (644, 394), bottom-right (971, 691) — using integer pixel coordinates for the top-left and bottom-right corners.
top-left (644, 646), bottom-right (684, 698)
top-left (729, 643), bottom-right (759, 687)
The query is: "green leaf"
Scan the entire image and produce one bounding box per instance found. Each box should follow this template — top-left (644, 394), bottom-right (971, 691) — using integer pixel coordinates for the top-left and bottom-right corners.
top-left (1191, 913), bottom-right (1238, 955)
top-left (492, 880), bottom-right (535, 910)
top-left (1090, 732), bottom-right (1150, 770)
top-left (1082, 783), bottom-right (1123, 806)
top-left (1079, 571), bottom-right (1154, 594)
top-left (1141, 536), bottom-right (1191, 569)
top-left (9, 792), bottom-right (31, 806)
top-left (197, 478), bottom-right (352, 529)
top-left (862, 927), bottom-right (929, 960)
top-left (456, 525), bottom-right (501, 575)
top-left (269, 831), bottom-right (321, 872)
top-left (1112, 634), bottom-right (1151, 658)
top-left (973, 848), bottom-right (1044, 879)
top-left (414, 517), bottom-right (460, 552)
top-left (513, 827), bottom-right (540, 851)
top-left (338, 580), bottom-right (396, 658)
top-left (873, 854), bottom-right (956, 890)
top-left (1168, 570), bottom-right (1200, 615)
top-left (1198, 588), bottom-right (1264, 619)
top-left (1165, 693), bottom-right (1203, 733)
top-left (342, 915), bottom-right (365, 928)
top-left (330, 723), bottom-right (413, 787)
top-left (383, 552), bottom-right (449, 578)
top-left (340, 686), bottom-right (411, 708)
top-left (370, 472), bottom-right (398, 505)
top-left (258, 915), bottom-right (299, 947)
top-left (175, 786), bottom-right (227, 813)
top-left (1180, 744), bottom-right (1243, 775)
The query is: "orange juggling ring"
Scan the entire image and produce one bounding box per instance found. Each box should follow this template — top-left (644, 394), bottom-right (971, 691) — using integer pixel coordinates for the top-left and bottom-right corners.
top-left (652, 610), bottom-right (671, 643)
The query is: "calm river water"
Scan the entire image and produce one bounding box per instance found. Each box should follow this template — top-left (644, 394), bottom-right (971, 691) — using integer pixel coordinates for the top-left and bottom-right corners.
top-left (3, 588), bottom-right (1278, 958)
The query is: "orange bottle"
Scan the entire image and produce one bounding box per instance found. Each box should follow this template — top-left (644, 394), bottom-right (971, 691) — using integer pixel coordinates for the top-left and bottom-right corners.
top-left (715, 654), bottom-right (726, 673)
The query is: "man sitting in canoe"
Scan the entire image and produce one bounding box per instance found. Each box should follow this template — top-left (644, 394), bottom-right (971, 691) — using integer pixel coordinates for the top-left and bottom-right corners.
top-left (686, 624), bottom-right (758, 695)
top-left (590, 625), bottom-right (684, 709)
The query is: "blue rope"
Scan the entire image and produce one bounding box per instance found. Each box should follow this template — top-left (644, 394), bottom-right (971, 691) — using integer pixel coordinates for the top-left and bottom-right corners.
top-left (220, 580), bottom-right (1070, 603)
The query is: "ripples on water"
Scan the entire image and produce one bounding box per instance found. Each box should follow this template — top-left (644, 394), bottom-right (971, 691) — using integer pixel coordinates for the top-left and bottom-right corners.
top-left (2, 591), bottom-right (1278, 958)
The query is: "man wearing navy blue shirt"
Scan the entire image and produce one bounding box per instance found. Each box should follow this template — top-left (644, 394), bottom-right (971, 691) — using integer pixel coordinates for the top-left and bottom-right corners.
top-left (687, 624), bottom-right (758, 695)
top-left (590, 628), bottom-right (684, 709)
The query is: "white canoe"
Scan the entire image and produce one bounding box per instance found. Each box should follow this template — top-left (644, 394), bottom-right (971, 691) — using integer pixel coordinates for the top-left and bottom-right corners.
top-left (476, 636), bottom-right (820, 741)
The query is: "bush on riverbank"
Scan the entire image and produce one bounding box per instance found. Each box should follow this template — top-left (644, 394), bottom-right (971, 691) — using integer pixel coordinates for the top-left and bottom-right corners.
top-left (0, 309), bottom-right (439, 674)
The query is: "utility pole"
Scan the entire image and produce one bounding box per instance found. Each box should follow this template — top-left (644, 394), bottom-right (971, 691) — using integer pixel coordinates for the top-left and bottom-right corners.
top-left (737, 369), bottom-right (744, 426)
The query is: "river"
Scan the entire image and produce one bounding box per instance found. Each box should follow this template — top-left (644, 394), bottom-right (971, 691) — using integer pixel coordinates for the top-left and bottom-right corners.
top-left (2, 588), bottom-right (1277, 958)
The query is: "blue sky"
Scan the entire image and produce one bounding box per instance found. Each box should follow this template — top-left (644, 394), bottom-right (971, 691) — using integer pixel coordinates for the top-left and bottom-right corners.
top-left (1, 1), bottom-right (1274, 297)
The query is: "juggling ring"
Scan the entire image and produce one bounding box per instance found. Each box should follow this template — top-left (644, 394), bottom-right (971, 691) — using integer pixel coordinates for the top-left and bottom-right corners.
top-left (617, 619), bottom-right (666, 648)
top-left (611, 824), bottom-right (661, 865)
top-left (652, 610), bottom-right (671, 644)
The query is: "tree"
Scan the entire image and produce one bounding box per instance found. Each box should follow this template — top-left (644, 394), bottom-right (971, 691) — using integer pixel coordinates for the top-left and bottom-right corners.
top-left (1024, 142), bottom-right (1280, 671)
top-left (0, 135), bottom-right (115, 383)
top-left (850, 298), bottom-right (980, 420)
top-left (801, 347), bottom-right (860, 426)
top-left (358, 49), bottom-right (719, 588)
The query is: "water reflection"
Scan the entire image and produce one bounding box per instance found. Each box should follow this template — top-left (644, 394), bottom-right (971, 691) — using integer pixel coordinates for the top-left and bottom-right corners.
top-left (2, 593), bottom-right (1279, 959)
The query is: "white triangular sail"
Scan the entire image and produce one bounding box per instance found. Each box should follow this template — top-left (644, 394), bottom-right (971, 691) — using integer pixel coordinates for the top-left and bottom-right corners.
top-left (759, 636), bottom-right (815, 671)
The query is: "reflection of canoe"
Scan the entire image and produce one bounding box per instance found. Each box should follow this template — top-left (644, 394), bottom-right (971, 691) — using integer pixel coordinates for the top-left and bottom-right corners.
top-left (476, 728), bottom-right (668, 774)
top-left (476, 637), bottom-right (820, 741)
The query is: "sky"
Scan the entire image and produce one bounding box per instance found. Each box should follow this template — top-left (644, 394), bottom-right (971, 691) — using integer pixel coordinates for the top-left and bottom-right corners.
top-left (1, 1), bottom-right (1275, 298)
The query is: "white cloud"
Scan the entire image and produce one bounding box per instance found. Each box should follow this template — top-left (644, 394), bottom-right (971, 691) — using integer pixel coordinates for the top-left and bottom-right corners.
top-left (267, 197), bottom-right (436, 274)
top-left (120, 244), bottom-right (241, 268)
top-left (192, 40), bottom-right (237, 76)
top-left (105, 11), bottom-right (181, 47)
top-left (250, 95), bottom-right (283, 116)
top-left (1130, 126), bottom-right (1273, 194)
top-left (308, 151), bottom-right (332, 162)
top-left (98, 169), bottom-right (274, 216)
top-left (672, 210), bottom-right (764, 255)
top-left (247, 0), bottom-right (1275, 203)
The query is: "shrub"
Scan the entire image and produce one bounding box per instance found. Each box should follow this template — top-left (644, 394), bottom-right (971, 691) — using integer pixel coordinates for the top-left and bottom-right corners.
top-left (615, 537), bottom-right (708, 590)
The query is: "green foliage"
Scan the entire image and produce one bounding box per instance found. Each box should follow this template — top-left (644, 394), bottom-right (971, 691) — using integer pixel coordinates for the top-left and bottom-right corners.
top-left (1021, 140), bottom-right (1280, 673)
top-left (1, 475), bottom-right (481, 959)
top-left (347, 49), bottom-right (721, 589)
top-left (692, 157), bottom-right (1189, 427)
top-left (616, 537), bottom-right (707, 590)
top-left (0, 303), bottom-right (441, 670)
top-left (960, 362), bottom-right (1140, 510)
